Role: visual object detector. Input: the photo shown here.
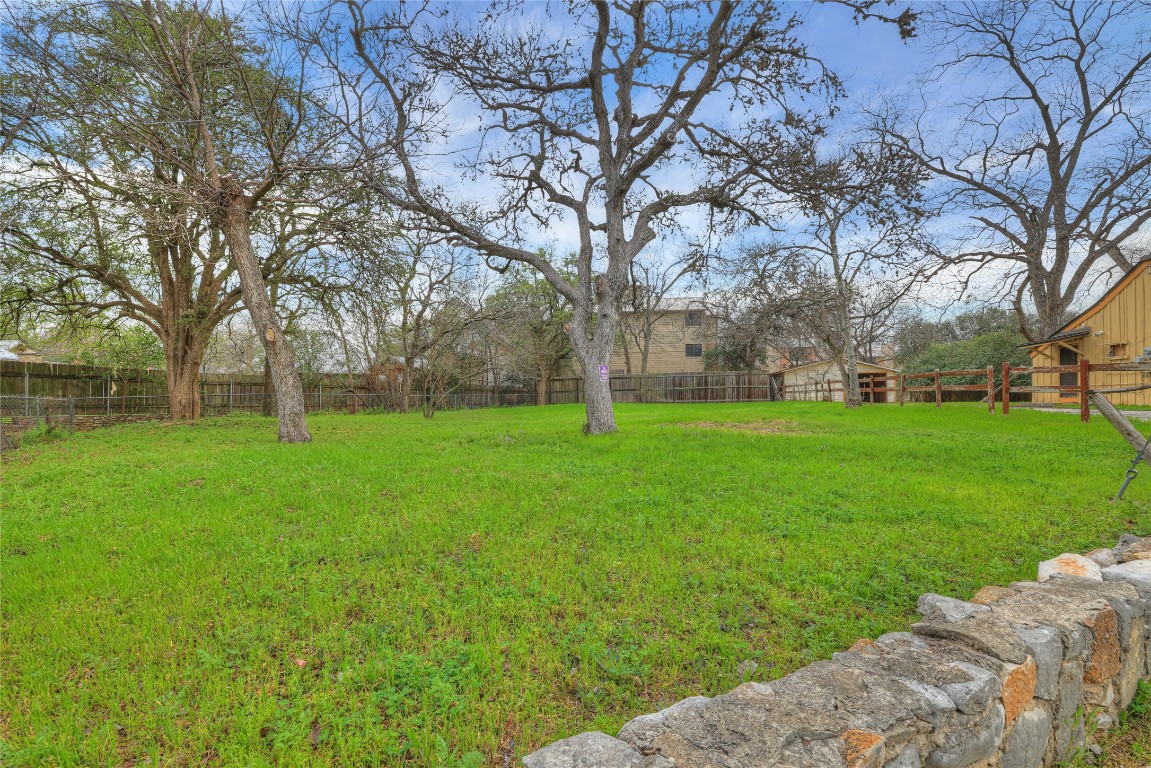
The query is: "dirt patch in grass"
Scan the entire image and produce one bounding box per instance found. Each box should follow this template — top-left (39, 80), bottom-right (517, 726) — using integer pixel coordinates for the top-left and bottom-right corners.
top-left (685, 419), bottom-right (805, 435)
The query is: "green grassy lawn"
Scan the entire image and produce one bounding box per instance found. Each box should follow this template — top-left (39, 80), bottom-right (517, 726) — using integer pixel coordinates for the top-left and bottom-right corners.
top-left (3, 403), bottom-right (1150, 767)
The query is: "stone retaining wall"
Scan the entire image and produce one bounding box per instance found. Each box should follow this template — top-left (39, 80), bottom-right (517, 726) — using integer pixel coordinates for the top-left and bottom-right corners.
top-left (524, 536), bottom-right (1151, 768)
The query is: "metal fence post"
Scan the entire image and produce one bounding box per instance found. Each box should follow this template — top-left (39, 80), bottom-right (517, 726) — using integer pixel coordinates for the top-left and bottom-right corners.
top-left (24, 369), bottom-right (30, 416)
top-left (106, 376), bottom-right (112, 416)
top-left (229, 378), bottom-right (234, 415)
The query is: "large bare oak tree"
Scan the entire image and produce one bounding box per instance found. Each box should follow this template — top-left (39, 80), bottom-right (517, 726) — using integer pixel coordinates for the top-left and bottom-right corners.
top-left (876, 0), bottom-right (1151, 341)
top-left (329, 0), bottom-right (850, 433)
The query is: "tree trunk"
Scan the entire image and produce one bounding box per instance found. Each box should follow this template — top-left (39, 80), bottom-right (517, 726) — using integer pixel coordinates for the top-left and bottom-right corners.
top-left (620, 327), bottom-right (633, 374)
top-left (568, 282), bottom-right (621, 435)
top-left (640, 322), bottom-right (653, 374)
top-left (572, 321), bottom-right (618, 434)
top-left (218, 199), bottom-right (311, 442)
top-left (838, 307), bottom-right (862, 409)
top-left (398, 365), bottom-right (413, 413)
top-left (579, 351), bottom-right (616, 434)
top-left (536, 374), bottom-right (549, 406)
top-left (167, 363), bottom-right (201, 421)
top-left (262, 357), bottom-right (274, 416)
top-left (162, 332), bottom-right (206, 420)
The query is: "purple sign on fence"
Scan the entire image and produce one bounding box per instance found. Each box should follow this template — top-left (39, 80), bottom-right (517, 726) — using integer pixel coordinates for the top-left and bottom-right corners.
top-left (599, 365), bottom-right (609, 382)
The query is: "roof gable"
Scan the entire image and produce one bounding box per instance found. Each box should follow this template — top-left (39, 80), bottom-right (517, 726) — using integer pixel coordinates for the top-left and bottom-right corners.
top-left (1043, 257), bottom-right (1151, 341)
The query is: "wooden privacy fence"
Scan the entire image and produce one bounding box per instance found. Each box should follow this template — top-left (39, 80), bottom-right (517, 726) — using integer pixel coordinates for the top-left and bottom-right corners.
top-left (546, 371), bottom-right (779, 404)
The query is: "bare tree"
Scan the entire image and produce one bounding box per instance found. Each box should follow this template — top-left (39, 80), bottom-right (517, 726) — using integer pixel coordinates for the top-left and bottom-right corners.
top-left (768, 135), bottom-right (935, 407)
top-left (2, 1), bottom-right (364, 440)
top-left (876, 0), bottom-right (1151, 341)
top-left (325, 0), bottom-right (858, 433)
top-left (485, 266), bottom-right (574, 404)
top-left (321, 232), bottom-right (491, 413)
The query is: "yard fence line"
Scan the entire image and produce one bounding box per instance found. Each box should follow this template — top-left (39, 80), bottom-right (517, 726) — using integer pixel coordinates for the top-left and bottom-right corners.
top-left (899, 361), bottom-right (1151, 422)
top-left (545, 371), bottom-right (779, 404)
top-left (0, 387), bottom-right (538, 450)
top-left (5, 360), bottom-right (1148, 449)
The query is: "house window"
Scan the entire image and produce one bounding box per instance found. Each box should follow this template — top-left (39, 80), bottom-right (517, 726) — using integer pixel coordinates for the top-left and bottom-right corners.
top-left (685, 344), bottom-right (703, 357)
top-left (684, 311), bottom-right (703, 327)
top-left (1108, 342), bottom-right (1129, 359)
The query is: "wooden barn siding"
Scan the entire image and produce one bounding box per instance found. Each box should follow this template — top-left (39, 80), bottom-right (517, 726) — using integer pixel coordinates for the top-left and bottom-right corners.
top-left (1032, 264), bottom-right (1151, 406)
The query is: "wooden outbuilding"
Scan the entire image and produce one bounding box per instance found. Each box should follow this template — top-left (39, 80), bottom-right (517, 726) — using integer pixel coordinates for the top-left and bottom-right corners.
top-left (1025, 258), bottom-right (1151, 406)
top-left (778, 359), bottom-right (900, 403)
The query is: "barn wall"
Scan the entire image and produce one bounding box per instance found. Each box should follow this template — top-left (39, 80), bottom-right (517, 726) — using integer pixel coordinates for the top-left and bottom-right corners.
top-left (1031, 263), bottom-right (1151, 406)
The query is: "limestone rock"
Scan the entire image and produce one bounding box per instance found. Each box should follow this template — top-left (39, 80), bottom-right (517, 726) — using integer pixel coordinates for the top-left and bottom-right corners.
top-left (1013, 625), bottom-right (1063, 700)
top-left (840, 729), bottom-right (884, 768)
top-left (1084, 606), bottom-right (1122, 684)
top-left (971, 585), bottom-right (1016, 605)
top-left (1054, 659), bottom-right (1085, 757)
top-left (1001, 657), bottom-right (1037, 725)
top-left (1102, 560), bottom-right (1151, 600)
top-left (1038, 554), bottom-right (1101, 582)
top-left (999, 706), bottom-right (1051, 768)
top-left (616, 696), bottom-right (710, 747)
top-left (917, 593), bottom-right (989, 623)
top-left (1113, 535), bottom-right (1151, 563)
top-left (522, 732), bottom-right (643, 768)
top-left (883, 744), bottom-right (921, 768)
top-left (1086, 548), bottom-right (1118, 568)
top-left (924, 703), bottom-right (1004, 768)
top-left (912, 614), bottom-right (1028, 664)
top-left (1119, 620), bottom-right (1146, 708)
top-left (940, 662), bottom-right (1001, 714)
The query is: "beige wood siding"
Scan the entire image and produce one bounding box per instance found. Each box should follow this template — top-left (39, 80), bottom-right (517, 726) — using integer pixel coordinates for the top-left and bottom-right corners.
top-left (1030, 263), bottom-right (1151, 406)
top-left (611, 310), bottom-right (719, 374)
top-left (780, 361), bottom-right (898, 402)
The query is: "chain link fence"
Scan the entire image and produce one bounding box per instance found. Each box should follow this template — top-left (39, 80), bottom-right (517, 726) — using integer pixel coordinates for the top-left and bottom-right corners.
top-left (0, 388), bottom-right (538, 451)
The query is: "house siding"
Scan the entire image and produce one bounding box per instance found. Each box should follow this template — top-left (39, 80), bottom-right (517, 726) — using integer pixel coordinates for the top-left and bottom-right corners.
top-left (1030, 262), bottom-right (1151, 406)
top-left (611, 310), bottom-right (718, 374)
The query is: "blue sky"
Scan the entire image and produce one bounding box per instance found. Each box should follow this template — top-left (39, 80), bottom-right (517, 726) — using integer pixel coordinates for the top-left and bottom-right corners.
top-left (796, 1), bottom-right (931, 91)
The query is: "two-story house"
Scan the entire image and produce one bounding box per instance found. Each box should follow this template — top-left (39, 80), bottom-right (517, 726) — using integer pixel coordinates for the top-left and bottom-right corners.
top-left (610, 297), bottom-right (719, 374)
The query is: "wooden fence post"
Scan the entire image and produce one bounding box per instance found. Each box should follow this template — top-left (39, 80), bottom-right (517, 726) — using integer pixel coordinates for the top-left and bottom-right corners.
top-left (899, 374), bottom-right (905, 406)
top-left (1079, 358), bottom-right (1090, 423)
top-left (1002, 362), bottom-right (1010, 415)
top-left (934, 369), bottom-right (942, 408)
top-left (987, 365), bottom-right (995, 413)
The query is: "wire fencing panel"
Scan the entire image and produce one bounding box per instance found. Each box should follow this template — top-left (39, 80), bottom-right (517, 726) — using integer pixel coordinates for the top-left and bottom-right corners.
top-left (547, 371), bottom-right (780, 404)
